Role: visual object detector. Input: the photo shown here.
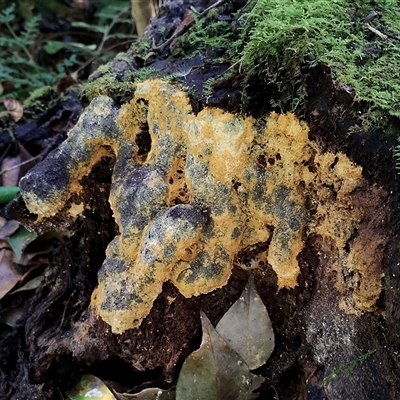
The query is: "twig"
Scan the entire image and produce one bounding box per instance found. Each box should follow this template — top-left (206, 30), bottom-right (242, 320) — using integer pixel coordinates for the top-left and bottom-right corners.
top-left (0, 154), bottom-right (41, 176)
top-left (223, 59), bottom-right (240, 74)
top-left (364, 22), bottom-right (388, 40)
top-left (152, 0), bottom-right (229, 52)
top-left (363, 10), bottom-right (400, 41)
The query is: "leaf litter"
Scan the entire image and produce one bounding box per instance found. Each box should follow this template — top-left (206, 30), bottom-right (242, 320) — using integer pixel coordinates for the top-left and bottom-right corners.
top-left (216, 275), bottom-right (275, 370)
top-left (0, 242), bottom-right (21, 300)
top-left (1, 141), bottom-right (37, 187)
top-left (0, 217), bottom-right (51, 302)
top-left (175, 312), bottom-right (265, 400)
top-left (3, 98), bottom-right (23, 122)
top-left (75, 276), bottom-right (275, 399)
top-left (66, 374), bottom-right (116, 400)
top-left (116, 387), bottom-right (175, 399)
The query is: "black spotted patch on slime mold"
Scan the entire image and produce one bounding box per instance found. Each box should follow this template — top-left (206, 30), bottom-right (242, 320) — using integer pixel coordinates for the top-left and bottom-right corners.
top-left (20, 80), bottom-right (386, 333)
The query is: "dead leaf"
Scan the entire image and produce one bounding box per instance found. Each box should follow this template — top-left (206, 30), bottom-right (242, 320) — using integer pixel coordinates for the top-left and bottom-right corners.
top-left (116, 387), bottom-right (175, 399)
top-left (0, 242), bottom-right (22, 300)
top-left (17, 263), bottom-right (46, 289)
top-left (66, 374), bottom-right (116, 400)
top-left (16, 141), bottom-right (37, 179)
top-left (56, 71), bottom-right (80, 93)
top-left (170, 10), bottom-right (194, 50)
top-left (1, 153), bottom-right (22, 186)
top-left (1, 305), bottom-right (25, 327)
top-left (10, 275), bottom-right (43, 294)
top-left (18, 243), bottom-right (52, 266)
top-left (3, 98), bottom-right (23, 122)
top-left (0, 219), bottom-right (19, 239)
top-left (7, 226), bottom-right (38, 263)
top-left (176, 312), bottom-right (264, 400)
top-left (216, 276), bottom-right (275, 370)
top-left (1, 141), bottom-right (36, 186)
top-left (171, 10), bottom-right (194, 37)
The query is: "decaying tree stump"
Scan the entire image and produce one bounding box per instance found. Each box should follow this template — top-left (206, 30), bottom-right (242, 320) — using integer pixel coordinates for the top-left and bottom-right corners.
top-left (1, 1), bottom-right (400, 399)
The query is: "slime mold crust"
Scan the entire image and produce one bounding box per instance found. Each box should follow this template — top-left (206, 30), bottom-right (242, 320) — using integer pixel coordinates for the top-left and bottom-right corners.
top-left (20, 80), bottom-right (383, 333)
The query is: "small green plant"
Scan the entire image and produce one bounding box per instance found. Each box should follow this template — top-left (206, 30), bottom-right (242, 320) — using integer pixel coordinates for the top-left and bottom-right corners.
top-left (203, 77), bottom-right (216, 103)
top-left (323, 349), bottom-right (376, 386)
top-left (63, 1), bottom-right (136, 58)
top-left (0, 4), bottom-right (78, 102)
top-left (0, 1), bottom-right (136, 105)
top-left (133, 34), bottom-right (152, 59)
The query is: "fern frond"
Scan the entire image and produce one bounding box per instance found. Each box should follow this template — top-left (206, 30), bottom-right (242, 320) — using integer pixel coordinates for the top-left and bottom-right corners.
top-left (21, 15), bottom-right (41, 45)
top-left (0, 4), bottom-right (16, 24)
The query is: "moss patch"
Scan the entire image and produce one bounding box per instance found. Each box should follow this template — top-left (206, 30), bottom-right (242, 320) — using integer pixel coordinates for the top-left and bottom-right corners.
top-left (82, 73), bottom-right (135, 103)
top-left (172, 8), bottom-right (236, 59)
top-left (238, 0), bottom-right (400, 132)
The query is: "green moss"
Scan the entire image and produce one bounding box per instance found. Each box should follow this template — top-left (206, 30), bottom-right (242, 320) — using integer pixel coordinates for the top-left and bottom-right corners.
top-left (97, 65), bottom-right (111, 74)
top-left (165, 0), bottom-right (400, 161)
top-left (81, 66), bottom-right (157, 103)
top-left (23, 86), bottom-right (54, 108)
top-left (82, 73), bottom-right (135, 103)
top-left (115, 52), bottom-right (134, 64)
top-left (237, 0), bottom-right (400, 132)
top-left (172, 9), bottom-right (235, 58)
top-left (133, 35), bottom-right (152, 59)
top-left (134, 66), bottom-right (156, 82)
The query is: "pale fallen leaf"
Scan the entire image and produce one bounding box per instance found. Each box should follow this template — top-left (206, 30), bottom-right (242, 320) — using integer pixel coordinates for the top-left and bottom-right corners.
top-left (3, 98), bottom-right (23, 122)
top-left (1, 141), bottom-right (36, 186)
top-left (116, 387), bottom-right (175, 399)
top-left (0, 219), bottom-right (20, 240)
top-left (0, 242), bottom-right (22, 300)
top-left (176, 312), bottom-right (264, 400)
top-left (1, 153), bottom-right (22, 186)
top-left (66, 374), bottom-right (116, 400)
top-left (216, 276), bottom-right (274, 370)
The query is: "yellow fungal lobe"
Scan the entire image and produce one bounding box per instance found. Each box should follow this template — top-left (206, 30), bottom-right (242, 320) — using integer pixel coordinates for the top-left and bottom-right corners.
top-left (20, 80), bottom-right (386, 333)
